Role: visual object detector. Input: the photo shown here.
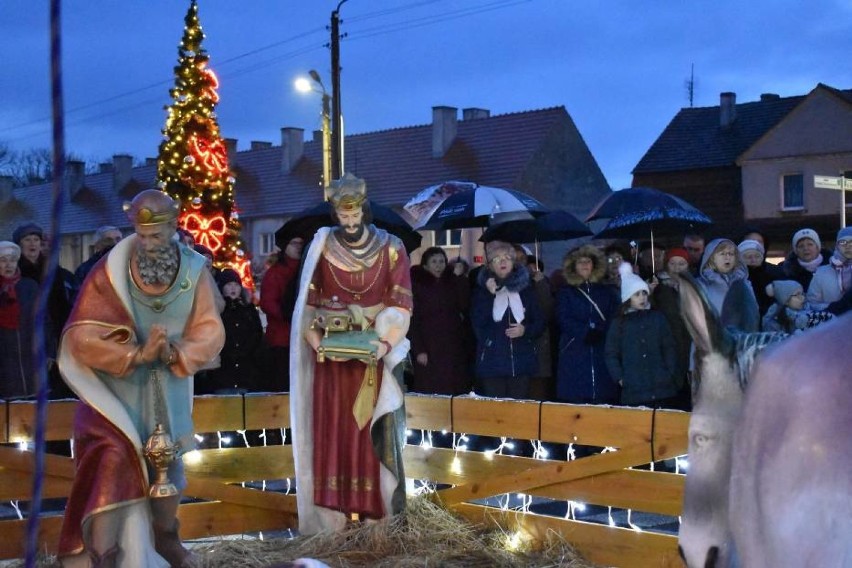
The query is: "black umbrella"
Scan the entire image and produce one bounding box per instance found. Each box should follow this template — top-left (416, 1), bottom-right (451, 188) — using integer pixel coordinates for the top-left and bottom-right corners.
top-left (586, 187), bottom-right (712, 272)
top-left (275, 200), bottom-right (422, 253)
top-left (480, 210), bottom-right (592, 243)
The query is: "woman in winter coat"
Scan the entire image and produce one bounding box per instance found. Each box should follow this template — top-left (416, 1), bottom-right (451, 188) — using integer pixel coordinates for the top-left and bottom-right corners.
top-left (0, 241), bottom-right (38, 399)
top-left (780, 228), bottom-right (832, 291)
top-left (606, 263), bottom-right (678, 408)
top-left (807, 227), bottom-right (852, 310)
top-left (199, 269), bottom-right (265, 394)
top-left (409, 247), bottom-right (472, 395)
top-left (651, 247), bottom-right (692, 409)
top-left (554, 245), bottom-right (620, 404)
top-left (470, 241), bottom-right (544, 399)
top-left (696, 238), bottom-right (759, 331)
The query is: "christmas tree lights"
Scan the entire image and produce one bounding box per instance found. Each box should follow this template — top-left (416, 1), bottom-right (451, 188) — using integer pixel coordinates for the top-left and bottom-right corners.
top-left (157, 0), bottom-right (253, 289)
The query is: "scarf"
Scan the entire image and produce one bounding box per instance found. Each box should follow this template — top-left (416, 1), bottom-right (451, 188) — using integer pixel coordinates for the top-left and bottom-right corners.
top-left (0, 270), bottom-right (22, 329)
top-left (493, 287), bottom-right (525, 323)
top-left (797, 255), bottom-right (824, 273)
top-left (830, 250), bottom-right (852, 293)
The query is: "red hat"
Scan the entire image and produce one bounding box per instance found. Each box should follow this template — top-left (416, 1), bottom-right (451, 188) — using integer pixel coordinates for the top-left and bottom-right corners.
top-left (665, 247), bottom-right (690, 263)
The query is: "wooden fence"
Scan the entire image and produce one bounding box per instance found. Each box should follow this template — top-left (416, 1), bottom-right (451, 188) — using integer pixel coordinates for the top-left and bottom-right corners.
top-left (0, 394), bottom-right (688, 567)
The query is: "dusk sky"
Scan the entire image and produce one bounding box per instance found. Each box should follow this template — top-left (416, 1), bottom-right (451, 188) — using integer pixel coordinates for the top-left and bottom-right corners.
top-left (1, 0), bottom-right (851, 192)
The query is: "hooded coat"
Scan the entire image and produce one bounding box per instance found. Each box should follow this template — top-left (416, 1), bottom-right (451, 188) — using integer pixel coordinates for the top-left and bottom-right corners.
top-left (554, 245), bottom-right (620, 404)
top-left (470, 263), bottom-right (544, 381)
top-left (696, 239), bottom-right (758, 325)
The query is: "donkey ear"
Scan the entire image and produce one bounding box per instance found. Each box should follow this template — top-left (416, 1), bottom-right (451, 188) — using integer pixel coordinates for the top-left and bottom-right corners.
top-left (678, 273), bottom-right (726, 354)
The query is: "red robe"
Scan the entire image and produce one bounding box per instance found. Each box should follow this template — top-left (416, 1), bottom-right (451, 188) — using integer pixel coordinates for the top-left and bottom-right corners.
top-left (305, 229), bottom-right (412, 519)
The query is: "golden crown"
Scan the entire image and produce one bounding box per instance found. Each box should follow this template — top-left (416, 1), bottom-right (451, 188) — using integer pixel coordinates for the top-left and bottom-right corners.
top-left (328, 173), bottom-right (367, 211)
top-left (123, 189), bottom-right (181, 226)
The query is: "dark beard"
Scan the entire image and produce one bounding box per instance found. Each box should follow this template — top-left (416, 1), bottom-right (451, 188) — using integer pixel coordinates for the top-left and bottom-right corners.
top-left (339, 223), bottom-right (365, 243)
top-left (137, 243), bottom-right (179, 286)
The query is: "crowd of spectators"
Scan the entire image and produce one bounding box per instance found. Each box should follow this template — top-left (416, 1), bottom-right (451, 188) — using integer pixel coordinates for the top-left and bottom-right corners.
top-left (3, 220), bottom-right (851, 413)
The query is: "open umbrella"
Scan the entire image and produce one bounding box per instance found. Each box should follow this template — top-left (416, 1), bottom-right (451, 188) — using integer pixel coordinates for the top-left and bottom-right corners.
top-left (586, 186), bottom-right (712, 272)
top-left (405, 181), bottom-right (549, 231)
top-left (480, 210), bottom-right (592, 243)
top-left (275, 200), bottom-right (422, 253)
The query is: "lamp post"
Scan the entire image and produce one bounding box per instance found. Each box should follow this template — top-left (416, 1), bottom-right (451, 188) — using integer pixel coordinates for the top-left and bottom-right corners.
top-left (295, 71), bottom-right (332, 199)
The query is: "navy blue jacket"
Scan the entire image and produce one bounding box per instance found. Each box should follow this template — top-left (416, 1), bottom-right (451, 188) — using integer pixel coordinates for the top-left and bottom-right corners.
top-left (605, 309), bottom-right (678, 406)
top-left (470, 266), bottom-right (544, 379)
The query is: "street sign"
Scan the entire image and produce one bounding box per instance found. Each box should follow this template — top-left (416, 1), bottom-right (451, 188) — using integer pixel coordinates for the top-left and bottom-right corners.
top-left (814, 175), bottom-right (852, 191)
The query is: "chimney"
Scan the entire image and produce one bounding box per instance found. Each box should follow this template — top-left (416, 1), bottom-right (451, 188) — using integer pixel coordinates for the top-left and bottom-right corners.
top-left (462, 107), bottom-right (490, 120)
top-left (63, 160), bottom-right (86, 200)
top-left (99, 162), bottom-right (113, 173)
top-left (432, 106), bottom-right (458, 158)
top-left (224, 138), bottom-right (238, 157)
top-left (280, 127), bottom-right (304, 173)
top-left (251, 140), bottom-right (272, 150)
top-left (720, 92), bottom-right (737, 128)
top-left (760, 93), bottom-right (780, 101)
top-left (0, 176), bottom-right (13, 204)
top-left (145, 157), bottom-right (158, 167)
top-left (312, 130), bottom-right (323, 142)
top-left (112, 154), bottom-right (133, 191)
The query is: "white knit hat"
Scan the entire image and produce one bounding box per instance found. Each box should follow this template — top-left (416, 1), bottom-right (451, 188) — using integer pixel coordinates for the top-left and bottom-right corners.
top-left (619, 262), bottom-right (649, 303)
top-left (792, 228), bottom-right (821, 250)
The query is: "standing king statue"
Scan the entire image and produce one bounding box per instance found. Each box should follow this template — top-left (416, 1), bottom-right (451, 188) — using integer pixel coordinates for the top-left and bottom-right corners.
top-left (58, 189), bottom-right (225, 567)
top-left (290, 174), bottom-right (412, 534)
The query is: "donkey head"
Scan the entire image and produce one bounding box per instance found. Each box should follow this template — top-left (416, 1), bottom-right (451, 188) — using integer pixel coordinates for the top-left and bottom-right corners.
top-left (677, 274), bottom-right (743, 568)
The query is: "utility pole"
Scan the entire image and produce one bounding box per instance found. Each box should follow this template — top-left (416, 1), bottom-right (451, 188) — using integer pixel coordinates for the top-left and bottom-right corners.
top-left (330, 0), bottom-right (348, 181)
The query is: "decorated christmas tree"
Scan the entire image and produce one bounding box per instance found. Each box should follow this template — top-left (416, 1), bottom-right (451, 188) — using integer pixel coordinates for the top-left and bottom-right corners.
top-left (157, 0), bottom-right (253, 289)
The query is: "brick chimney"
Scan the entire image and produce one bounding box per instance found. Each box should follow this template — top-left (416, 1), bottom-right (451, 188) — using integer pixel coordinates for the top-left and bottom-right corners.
top-left (432, 106), bottom-right (458, 158)
top-left (112, 154), bottom-right (133, 191)
top-left (281, 127), bottom-right (304, 173)
top-left (760, 93), bottom-right (780, 101)
top-left (0, 176), bottom-right (13, 204)
top-left (145, 157), bottom-right (158, 167)
top-left (251, 141), bottom-right (272, 150)
top-left (720, 92), bottom-right (737, 128)
top-left (99, 162), bottom-right (113, 173)
top-left (224, 138), bottom-right (238, 158)
top-left (462, 107), bottom-right (490, 120)
top-left (64, 160), bottom-right (86, 200)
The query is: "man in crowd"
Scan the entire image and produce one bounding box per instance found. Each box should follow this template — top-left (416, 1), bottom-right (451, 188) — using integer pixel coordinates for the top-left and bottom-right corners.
top-left (74, 225), bottom-right (123, 283)
top-left (682, 233), bottom-right (705, 276)
top-left (290, 174), bottom-right (412, 534)
top-left (57, 189), bottom-right (224, 567)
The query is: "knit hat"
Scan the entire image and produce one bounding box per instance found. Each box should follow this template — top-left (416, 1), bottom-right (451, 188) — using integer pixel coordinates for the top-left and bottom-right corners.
top-left (737, 239), bottom-right (765, 257)
top-left (619, 262), bottom-right (649, 303)
top-left (0, 241), bottom-right (21, 260)
top-left (217, 268), bottom-right (241, 291)
top-left (792, 228), bottom-right (821, 250)
top-left (765, 280), bottom-right (802, 307)
top-left (837, 226), bottom-right (852, 243)
top-left (665, 247), bottom-right (690, 263)
top-left (12, 223), bottom-right (44, 244)
top-left (484, 240), bottom-right (513, 262)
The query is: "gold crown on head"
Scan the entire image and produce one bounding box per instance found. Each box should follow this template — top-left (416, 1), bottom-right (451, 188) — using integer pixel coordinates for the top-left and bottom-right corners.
top-left (123, 189), bottom-right (181, 226)
top-left (328, 173), bottom-right (367, 211)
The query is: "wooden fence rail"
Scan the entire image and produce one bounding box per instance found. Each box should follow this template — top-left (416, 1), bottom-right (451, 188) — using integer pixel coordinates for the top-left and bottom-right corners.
top-left (0, 394), bottom-right (688, 567)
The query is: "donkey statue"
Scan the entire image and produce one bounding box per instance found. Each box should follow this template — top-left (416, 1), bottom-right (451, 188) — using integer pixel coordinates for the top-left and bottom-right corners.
top-left (677, 275), bottom-right (852, 567)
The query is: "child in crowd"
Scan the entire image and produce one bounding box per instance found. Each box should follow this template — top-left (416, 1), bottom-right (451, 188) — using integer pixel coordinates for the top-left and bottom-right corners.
top-left (762, 280), bottom-right (834, 334)
top-left (198, 269), bottom-right (264, 394)
top-left (605, 263), bottom-right (678, 408)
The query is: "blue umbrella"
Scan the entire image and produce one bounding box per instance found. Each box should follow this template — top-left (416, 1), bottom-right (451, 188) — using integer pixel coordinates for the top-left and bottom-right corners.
top-left (405, 181), bottom-right (549, 231)
top-left (587, 186), bottom-right (712, 272)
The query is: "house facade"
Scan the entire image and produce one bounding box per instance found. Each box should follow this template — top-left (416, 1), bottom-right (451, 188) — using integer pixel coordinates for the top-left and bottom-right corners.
top-left (1, 105), bottom-right (611, 273)
top-left (632, 84), bottom-right (852, 252)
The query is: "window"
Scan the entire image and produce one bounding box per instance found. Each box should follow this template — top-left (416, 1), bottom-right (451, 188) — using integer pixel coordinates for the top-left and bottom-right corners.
top-left (433, 229), bottom-right (462, 247)
top-left (781, 173), bottom-right (804, 210)
top-left (259, 232), bottom-right (276, 255)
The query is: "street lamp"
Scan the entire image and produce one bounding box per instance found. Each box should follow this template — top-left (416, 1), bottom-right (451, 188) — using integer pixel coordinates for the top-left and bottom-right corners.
top-left (295, 70), bottom-right (332, 198)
